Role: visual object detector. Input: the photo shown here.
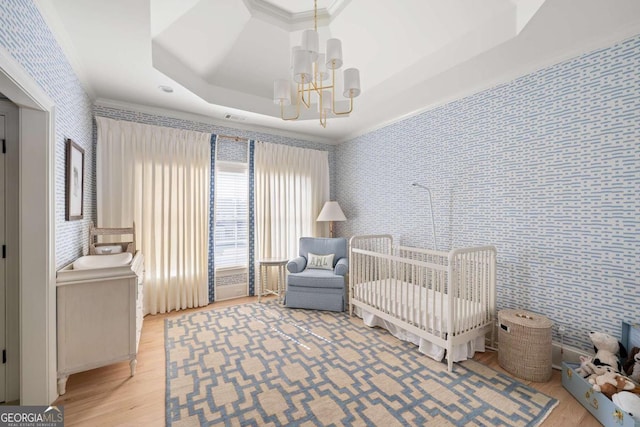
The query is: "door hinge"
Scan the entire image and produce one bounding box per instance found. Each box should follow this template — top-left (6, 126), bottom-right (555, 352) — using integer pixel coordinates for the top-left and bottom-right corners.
top-left (2, 139), bottom-right (5, 154)
top-left (1, 245), bottom-right (5, 259)
top-left (2, 350), bottom-right (5, 364)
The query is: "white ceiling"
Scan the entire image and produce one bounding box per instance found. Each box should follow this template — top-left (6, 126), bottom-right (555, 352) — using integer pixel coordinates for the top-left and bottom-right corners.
top-left (35, 0), bottom-right (640, 144)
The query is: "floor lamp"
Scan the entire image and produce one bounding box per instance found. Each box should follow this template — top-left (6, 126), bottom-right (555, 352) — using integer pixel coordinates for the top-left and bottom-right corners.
top-left (411, 183), bottom-right (437, 251)
top-left (317, 201), bottom-right (346, 237)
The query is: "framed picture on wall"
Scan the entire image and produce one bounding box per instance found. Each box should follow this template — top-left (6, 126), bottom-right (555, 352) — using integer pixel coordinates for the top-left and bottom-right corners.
top-left (65, 138), bottom-right (84, 221)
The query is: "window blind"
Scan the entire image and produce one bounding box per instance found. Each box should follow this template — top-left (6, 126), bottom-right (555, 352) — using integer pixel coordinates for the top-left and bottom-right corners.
top-left (214, 162), bottom-right (248, 269)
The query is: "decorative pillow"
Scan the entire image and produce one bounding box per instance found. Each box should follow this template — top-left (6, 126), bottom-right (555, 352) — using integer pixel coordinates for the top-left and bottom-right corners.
top-left (307, 253), bottom-right (335, 270)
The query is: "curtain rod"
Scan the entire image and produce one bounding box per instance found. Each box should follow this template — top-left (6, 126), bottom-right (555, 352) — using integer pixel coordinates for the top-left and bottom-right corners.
top-left (216, 134), bottom-right (248, 142)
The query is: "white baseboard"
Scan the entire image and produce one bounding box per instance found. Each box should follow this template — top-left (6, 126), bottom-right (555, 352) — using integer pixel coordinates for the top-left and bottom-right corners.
top-left (552, 341), bottom-right (590, 370)
top-left (215, 283), bottom-right (248, 301)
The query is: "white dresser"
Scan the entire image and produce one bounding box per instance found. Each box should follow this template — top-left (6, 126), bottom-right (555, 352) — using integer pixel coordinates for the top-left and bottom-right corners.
top-left (56, 251), bottom-right (144, 395)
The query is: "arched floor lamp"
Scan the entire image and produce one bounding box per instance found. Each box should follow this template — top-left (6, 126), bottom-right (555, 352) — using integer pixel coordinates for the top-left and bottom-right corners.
top-left (412, 183), bottom-right (437, 251)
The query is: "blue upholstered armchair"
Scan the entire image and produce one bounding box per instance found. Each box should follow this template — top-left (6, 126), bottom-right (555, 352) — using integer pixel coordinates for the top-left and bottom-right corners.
top-left (285, 237), bottom-right (348, 312)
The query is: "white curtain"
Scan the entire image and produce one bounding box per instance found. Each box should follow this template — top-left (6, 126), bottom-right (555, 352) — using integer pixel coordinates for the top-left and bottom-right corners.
top-left (96, 117), bottom-right (211, 314)
top-left (254, 141), bottom-right (330, 261)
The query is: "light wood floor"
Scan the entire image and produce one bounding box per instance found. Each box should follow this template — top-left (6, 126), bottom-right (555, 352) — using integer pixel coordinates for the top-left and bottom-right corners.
top-left (54, 297), bottom-right (601, 426)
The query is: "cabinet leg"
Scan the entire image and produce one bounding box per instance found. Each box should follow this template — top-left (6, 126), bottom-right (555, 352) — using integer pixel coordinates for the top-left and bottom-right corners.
top-left (57, 376), bottom-right (68, 395)
top-left (130, 358), bottom-right (137, 376)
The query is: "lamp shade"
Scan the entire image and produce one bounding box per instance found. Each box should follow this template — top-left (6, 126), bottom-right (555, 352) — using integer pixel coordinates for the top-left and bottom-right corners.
top-left (293, 50), bottom-right (312, 83)
top-left (290, 45), bottom-right (301, 69)
top-left (301, 29), bottom-right (319, 61)
top-left (343, 68), bottom-right (361, 98)
top-left (273, 79), bottom-right (291, 105)
top-left (316, 201), bottom-right (346, 222)
top-left (317, 90), bottom-right (331, 113)
top-left (316, 53), bottom-right (329, 81)
top-left (326, 38), bottom-right (343, 70)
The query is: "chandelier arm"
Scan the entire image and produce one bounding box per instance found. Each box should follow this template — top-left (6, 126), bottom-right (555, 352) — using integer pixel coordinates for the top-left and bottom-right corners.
top-left (332, 97), bottom-right (354, 115)
top-left (300, 81), bottom-right (311, 109)
top-left (280, 93), bottom-right (300, 121)
top-left (319, 90), bottom-right (326, 128)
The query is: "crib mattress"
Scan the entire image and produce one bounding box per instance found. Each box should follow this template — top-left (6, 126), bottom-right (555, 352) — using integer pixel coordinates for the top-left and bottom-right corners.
top-left (352, 279), bottom-right (487, 332)
top-left (352, 279), bottom-right (487, 362)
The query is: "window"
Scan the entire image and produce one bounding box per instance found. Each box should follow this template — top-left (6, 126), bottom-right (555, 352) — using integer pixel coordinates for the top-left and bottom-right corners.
top-left (214, 161), bottom-right (248, 270)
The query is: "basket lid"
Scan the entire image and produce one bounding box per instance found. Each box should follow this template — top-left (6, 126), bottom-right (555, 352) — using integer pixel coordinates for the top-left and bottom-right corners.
top-left (499, 309), bottom-right (553, 328)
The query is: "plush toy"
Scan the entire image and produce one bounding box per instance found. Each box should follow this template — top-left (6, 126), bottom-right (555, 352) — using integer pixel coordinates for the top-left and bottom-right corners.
top-left (628, 350), bottom-right (640, 383)
top-left (599, 375), bottom-right (634, 400)
top-left (613, 392), bottom-right (640, 422)
top-left (589, 331), bottom-right (628, 372)
top-left (589, 367), bottom-right (636, 395)
top-left (576, 355), bottom-right (597, 378)
top-left (593, 374), bottom-right (636, 400)
top-left (624, 347), bottom-right (640, 375)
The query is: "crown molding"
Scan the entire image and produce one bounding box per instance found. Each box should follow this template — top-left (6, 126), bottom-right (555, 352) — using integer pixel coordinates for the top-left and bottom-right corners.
top-left (241, 0), bottom-right (350, 31)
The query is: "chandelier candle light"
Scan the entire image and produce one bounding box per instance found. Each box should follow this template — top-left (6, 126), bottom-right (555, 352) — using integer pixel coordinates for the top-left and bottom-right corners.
top-left (273, 0), bottom-right (361, 128)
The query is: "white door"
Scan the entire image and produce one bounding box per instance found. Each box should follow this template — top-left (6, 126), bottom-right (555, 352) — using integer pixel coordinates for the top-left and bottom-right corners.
top-left (0, 114), bottom-right (6, 403)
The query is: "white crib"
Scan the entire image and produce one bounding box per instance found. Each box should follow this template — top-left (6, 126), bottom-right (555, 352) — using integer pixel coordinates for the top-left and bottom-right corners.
top-left (349, 235), bottom-right (497, 372)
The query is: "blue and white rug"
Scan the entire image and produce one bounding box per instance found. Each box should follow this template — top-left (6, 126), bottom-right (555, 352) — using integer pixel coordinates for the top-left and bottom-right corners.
top-left (166, 302), bottom-right (557, 426)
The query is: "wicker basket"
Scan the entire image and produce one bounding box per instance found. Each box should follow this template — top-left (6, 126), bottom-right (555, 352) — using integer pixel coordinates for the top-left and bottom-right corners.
top-left (498, 309), bottom-right (553, 382)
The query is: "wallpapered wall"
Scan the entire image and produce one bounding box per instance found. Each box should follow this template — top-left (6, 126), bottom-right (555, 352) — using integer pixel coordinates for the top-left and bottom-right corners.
top-left (0, 0), bottom-right (94, 269)
top-left (336, 35), bottom-right (640, 351)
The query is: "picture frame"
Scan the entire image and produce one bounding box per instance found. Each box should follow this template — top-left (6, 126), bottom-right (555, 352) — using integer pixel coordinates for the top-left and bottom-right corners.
top-left (65, 138), bottom-right (84, 221)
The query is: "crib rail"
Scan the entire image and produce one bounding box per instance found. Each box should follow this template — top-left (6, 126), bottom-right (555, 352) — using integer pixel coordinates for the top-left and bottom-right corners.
top-left (447, 246), bottom-right (497, 337)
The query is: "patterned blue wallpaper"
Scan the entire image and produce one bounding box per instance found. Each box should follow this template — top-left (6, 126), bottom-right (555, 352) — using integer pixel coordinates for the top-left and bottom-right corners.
top-left (336, 35), bottom-right (640, 352)
top-left (0, 0), bottom-right (94, 269)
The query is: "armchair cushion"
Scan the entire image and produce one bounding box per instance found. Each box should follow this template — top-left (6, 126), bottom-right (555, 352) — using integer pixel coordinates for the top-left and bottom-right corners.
top-left (287, 256), bottom-right (307, 274)
top-left (287, 269), bottom-right (345, 289)
top-left (334, 257), bottom-right (349, 276)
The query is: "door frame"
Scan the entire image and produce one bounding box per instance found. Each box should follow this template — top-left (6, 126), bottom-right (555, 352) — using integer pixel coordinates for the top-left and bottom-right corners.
top-left (0, 99), bottom-right (19, 403)
top-left (0, 45), bottom-right (57, 404)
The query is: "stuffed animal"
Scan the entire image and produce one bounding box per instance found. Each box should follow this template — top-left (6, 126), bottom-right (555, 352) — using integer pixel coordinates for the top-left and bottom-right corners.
top-left (589, 331), bottom-right (628, 372)
top-left (599, 375), bottom-right (633, 400)
top-left (613, 392), bottom-right (640, 422)
top-left (624, 347), bottom-right (640, 375)
top-left (576, 355), bottom-right (597, 378)
top-left (628, 350), bottom-right (640, 383)
top-left (589, 367), bottom-right (636, 393)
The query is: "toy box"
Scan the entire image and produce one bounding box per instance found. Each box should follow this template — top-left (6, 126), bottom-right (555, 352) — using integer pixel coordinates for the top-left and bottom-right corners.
top-left (562, 321), bottom-right (640, 427)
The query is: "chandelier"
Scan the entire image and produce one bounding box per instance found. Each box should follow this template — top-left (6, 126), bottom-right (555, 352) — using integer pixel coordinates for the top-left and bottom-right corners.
top-left (273, 0), bottom-right (361, 128)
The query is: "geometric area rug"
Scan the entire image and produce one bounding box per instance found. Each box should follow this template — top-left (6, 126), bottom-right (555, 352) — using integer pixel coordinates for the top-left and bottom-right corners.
top-left (166, 302), bottom-right (558, 427)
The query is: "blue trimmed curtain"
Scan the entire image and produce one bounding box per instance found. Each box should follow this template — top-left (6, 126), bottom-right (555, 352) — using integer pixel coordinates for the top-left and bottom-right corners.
top-left (208, 134), bottom-right (217, 303)
top-left (248, 140), bottom-right (255, 296)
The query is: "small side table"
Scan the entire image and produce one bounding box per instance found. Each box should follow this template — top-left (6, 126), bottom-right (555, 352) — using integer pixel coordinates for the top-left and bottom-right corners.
top-left (258, 258), bottom-right (288, 303)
